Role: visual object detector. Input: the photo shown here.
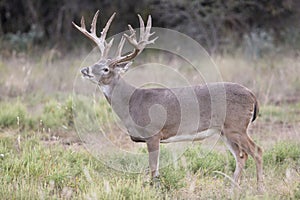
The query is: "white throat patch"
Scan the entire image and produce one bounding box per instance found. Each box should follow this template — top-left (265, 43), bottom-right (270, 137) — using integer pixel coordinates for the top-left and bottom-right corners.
top-left (101, 85), bottom-right (111, 97)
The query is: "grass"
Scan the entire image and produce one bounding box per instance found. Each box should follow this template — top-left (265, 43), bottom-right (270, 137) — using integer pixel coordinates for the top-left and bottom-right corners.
top-left (0, 131), bottom-right (299, 199)
top-left (260, 102), bottom-right (300, 123)
top-left (0, 95), bottom-right (113, 132)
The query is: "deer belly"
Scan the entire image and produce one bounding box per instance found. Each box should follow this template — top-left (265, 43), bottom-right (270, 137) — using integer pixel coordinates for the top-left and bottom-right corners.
top-left (160, 128), bottom-right (219, 143)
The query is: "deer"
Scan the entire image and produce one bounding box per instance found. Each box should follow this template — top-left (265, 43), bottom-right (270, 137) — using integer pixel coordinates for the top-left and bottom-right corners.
top-left (72, 10), bottom-right (264, 193)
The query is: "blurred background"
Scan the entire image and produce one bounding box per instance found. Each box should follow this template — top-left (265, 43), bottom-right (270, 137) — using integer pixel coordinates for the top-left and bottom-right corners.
top-left (1, 0), bottom-right (300, 100)
top-left (1, 0), bottom-right (300, 55)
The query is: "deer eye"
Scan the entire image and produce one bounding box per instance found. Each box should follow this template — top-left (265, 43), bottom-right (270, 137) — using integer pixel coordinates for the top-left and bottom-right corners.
top-left (103, 68), bottom-right (109, 73)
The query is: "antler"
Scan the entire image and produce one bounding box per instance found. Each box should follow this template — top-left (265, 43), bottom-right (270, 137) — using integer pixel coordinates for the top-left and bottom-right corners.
top-left (73, 11), bottom-right (157, 66)
top-left (72, 10), bottom-right (115, 59)
top-left (112, 15), bottom-right (158, 64)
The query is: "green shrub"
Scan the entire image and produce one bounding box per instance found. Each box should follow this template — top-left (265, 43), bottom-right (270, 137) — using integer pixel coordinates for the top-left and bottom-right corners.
top-left (40, 96), bottom-right (77, 129)
top-left (0, 101), bottom-right (27, 129)
top-left (40, 99), bottom-right (65, 128)
top-left (263, 141), bottom-right (300, 166)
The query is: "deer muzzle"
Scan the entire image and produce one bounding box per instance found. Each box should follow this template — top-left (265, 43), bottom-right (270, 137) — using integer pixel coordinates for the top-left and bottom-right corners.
top-left (81, 67), bottom-right (93, 78)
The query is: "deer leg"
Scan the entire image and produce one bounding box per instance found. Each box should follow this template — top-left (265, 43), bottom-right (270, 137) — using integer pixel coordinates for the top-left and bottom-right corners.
top-left (146, 136), bottom-right (160, 187)
top-left (233, 149), bottom-right (248, 184)
top-left (222, 134), bottom-right (248, 190)
top-left (242, 135), bottom-right (264, 193)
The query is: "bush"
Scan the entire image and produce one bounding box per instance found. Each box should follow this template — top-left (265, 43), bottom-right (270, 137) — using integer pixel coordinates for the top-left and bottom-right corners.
top-left (0, 101), bottom-right (27, 129)
top-left (263, 141), bottom-right (300, 166)
top-left (40, 99), bottom-right (66, 128)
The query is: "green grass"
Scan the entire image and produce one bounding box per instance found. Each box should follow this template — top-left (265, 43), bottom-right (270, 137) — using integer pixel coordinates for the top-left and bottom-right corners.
top-left (0, 98), bottom-right (299, 198)
top-left (0, 95), bottom-right (114, 133)
top-left (263, 141), bottom-right (300, 166)
top-left (0, 101), bottom-right (31, 130)
top-left (0, 131), bottom-right (299, 199)
top-left (0, 132), bottom-right (159, 199)
top-left (260, 102), bottom-right (300, 123)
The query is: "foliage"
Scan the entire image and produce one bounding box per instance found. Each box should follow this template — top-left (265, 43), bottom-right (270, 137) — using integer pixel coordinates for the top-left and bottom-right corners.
top-left (160, 166), bottom-right (186, 191)
top-left (263, 141), bottom-right (300, 166)
top-left (40, 99), bottom-right (66, 128)
top-left (0, 95), bottom-right (113, 132)
top-left (0, 101), bottom-right (27, 129)
top-left (1, 0), bottom-right (300, 53)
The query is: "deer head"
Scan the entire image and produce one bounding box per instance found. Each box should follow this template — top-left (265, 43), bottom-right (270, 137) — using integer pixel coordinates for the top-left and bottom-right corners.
top-left (72, 10), bottom-right (158, 85)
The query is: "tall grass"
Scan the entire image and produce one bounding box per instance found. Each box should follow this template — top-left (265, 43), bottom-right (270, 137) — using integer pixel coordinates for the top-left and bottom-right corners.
top-left (0, 132), bottom-right (299, 199)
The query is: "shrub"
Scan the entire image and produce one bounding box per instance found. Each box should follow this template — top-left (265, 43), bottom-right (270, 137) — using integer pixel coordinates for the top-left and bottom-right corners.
top-left (0, 101), bottom-right (27, 129)
top-left (40, 99), bottom-right (65, 128)
top-left (263, 141), bottom-right (300, 166)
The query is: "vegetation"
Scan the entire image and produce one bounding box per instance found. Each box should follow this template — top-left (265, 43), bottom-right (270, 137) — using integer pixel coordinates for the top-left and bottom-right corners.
top-left (0, 129), bottom-right (299, 199)
top-left (1, 0), bottom-right (300, 53)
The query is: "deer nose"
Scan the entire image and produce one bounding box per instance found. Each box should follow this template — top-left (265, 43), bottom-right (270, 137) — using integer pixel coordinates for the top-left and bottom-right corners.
top-left (81, 67), bottom-right (89, 75)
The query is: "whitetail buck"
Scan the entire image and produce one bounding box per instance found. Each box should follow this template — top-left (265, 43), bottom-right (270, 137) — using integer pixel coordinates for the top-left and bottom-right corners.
top-left (73, 11), bottom-right (264, 192)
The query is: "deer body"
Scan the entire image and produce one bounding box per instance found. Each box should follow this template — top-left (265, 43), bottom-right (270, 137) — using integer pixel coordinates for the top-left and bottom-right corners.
top-left (73, 11), bottom-right (264, 193)
top-left (107, 78), bottom-right (257, 142)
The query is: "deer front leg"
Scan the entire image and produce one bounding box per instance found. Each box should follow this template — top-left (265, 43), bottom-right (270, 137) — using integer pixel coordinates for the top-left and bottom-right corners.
top-left (146, 136), bottom-right (160, 187)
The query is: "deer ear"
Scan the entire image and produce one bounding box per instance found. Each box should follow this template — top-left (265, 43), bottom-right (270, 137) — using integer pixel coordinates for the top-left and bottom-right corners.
top-left (115, 61), bottom-right (132, 73)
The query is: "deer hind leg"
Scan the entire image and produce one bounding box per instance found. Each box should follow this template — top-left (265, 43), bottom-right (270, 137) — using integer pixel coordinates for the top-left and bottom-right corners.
top-left (241, 134), bottom-right (264, 193)
top-left (222, 133), bottom-right (248, 190)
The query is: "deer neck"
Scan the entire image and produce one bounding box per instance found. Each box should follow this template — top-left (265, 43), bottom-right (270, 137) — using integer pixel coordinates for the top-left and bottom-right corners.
top-left (99, 75), bottom-right (135, 105)
top-left (99, 76), bottom-right (136, 125)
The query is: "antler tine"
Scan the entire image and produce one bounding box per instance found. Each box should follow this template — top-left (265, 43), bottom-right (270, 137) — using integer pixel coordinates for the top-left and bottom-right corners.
top-left (72, 17), bottom-right (84, 32)
top-left (116, 36), bottom-right (126, 58)
top-left (103, 38), bottom-right (114, 58)
top-left (80, 16), bottom-right (86, 29)
top-left (112, 14), bottom-right (157, 65)
top-left (73, 11), bottom-right (117, 59)
top-left (148, 36), bottom-right (159, 44)
top-left (145, 15), bottom-right (152, 35)
top-left (127, 25), bottom-right (136, 40)
top-left (124, 25), bottom-right (138, 47)
top-left (100, 12), bottom-right (116, 41)
top-left (90, 10), bottom-right (100, 35)
top-left (137, 14), bottom-right (145, 41)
